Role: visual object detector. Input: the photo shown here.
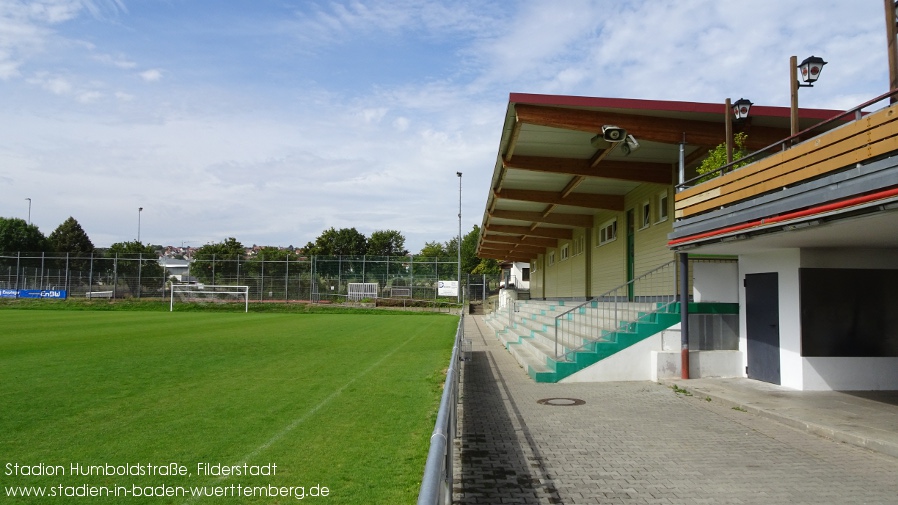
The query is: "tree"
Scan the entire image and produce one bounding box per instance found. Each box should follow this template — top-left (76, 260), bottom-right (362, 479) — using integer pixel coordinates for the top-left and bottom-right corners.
top-left (304, 227), bottom-right (367, 256)
top-left (48, 217), bottom-right (94, 254)
top-left (366, 230), bottom-right (408, 257)
top-left (243, 247), bottom-right (295, 294)
top-left (48, 217), bottom-right (95, 270)
top-left (460, 225), bottom-right (481, 274)
top-left (472, 258), bottom-right (500, 275)
top-left (106, 241), bottom-right (165, 297)
top-left (696, 132), bottom-right (750, 182)
top-left (192, 237), bottom-right (245, 283)
top-left (0, 217), bottom-right (49, 254)
top-left (418, 241), bottom-right (446, 258)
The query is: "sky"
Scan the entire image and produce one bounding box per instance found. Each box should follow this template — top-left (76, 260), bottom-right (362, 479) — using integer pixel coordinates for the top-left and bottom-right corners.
top-left (0, 0), bottom-right (892, 253)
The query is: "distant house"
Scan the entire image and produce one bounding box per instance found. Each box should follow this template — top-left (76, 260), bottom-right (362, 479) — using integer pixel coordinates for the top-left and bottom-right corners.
top-left (159, 258), bottom-right (195, 283)
top-left (499, 261), bottom-right (530, 291)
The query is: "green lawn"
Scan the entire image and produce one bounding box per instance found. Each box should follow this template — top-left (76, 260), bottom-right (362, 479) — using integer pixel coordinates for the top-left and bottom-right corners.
top-left (0, 309), bottom-right (457, 504)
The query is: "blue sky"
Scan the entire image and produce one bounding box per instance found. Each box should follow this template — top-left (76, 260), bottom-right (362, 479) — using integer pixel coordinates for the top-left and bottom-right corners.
top-left (0, 0), bottom-right (890, 252)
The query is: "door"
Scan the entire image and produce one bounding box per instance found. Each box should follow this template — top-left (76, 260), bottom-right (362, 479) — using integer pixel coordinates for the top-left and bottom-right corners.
top-left (626, 209), bottom-right (635, 301)
top-left (745, 272), bottom-right (781, 384)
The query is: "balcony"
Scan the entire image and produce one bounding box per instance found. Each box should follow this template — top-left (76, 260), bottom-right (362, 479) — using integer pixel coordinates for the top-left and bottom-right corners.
top-left (670, 91), bottom-right (898, 252)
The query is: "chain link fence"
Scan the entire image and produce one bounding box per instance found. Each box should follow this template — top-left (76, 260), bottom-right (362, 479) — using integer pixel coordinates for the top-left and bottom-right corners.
top-left (0, 252), bottom-right (466, 305)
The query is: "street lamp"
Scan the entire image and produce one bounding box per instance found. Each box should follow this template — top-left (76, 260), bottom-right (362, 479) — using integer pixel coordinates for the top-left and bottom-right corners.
top-left (138, 207), bottom-right (143, 243)
top-left (732, 98), bottom-right (753, 120)
top-left (724, 98), bottom-right (752, 164)
top-left (790, 55), bottom-right (827, 136)
top-left (456, 172), bottom-right (462, 305)
top-left (25, 198), bottom-right (31, 225)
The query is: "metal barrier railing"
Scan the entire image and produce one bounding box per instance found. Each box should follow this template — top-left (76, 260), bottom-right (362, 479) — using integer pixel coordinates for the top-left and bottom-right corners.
top-left (417, 314), bottom-right (463, 505)
top-left (554, 260), bottom-right (677, 361)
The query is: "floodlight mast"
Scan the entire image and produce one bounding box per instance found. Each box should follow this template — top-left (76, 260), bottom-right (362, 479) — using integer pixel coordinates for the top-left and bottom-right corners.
top-left (457, 172), bottom-right (462, 305)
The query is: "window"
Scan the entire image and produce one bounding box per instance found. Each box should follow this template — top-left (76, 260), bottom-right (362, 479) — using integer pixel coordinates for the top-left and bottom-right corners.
top-left (572, 235), bottom-right (585, 256)
top-left (522, 268), bottom-right (530, 281)
top-left (560, 244), bottom-right (570, 261)
top-left (641, 201), bottom-right (651, 229)
top-left (548, 252), bottom-right (555, 266)
top-left (657, 191), bottom-right (669, 223)
top-left (598, 219), bottom-right (617, 245)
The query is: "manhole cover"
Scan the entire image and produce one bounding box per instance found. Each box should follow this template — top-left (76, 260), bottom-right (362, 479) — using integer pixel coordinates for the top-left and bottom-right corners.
top-left (536, 397), bottom-right (585, 407)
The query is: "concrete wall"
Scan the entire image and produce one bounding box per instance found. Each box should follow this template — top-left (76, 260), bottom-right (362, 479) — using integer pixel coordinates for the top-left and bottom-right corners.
top-left (693, 261), bottom-right (738, 303)
top-left (739, 247), bottom-right (898, 390)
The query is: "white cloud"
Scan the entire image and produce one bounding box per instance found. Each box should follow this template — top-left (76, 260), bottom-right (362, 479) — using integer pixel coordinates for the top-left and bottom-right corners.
top-left (393, 116), bottom-right (409, 131)
top-left (361, 107), bottom-right (387, 123)
top-left (139, 68), bottom-right (162, 82)
top-left (77, 90), bottom-right (102, 103)
top-left (0, 0), bottom-right (890, 252)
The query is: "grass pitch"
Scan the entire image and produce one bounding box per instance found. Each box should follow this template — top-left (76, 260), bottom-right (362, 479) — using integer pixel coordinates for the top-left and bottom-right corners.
top-left (0, 309), bottom-right (457, 504)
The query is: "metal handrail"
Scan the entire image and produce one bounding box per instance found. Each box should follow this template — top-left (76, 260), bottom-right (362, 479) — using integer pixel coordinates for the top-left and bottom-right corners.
top-left (676, 88), bottom-right (898, 192)
top-left (554, 260), bottom-right (677, 361)
top-left (417, 314), bottom-right (463, 505)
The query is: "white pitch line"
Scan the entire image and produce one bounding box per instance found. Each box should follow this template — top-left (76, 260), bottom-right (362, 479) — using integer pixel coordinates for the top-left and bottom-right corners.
top-left (182, 328), bottom-right (426, 503)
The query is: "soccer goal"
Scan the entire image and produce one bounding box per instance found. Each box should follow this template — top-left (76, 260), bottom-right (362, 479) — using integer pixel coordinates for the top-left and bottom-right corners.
top-left (169, 283), bottom-right (249, 312)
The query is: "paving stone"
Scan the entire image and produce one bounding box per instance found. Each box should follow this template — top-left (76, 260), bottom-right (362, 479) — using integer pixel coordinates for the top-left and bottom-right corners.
top-left (453, 315), bottom-right (898, 505)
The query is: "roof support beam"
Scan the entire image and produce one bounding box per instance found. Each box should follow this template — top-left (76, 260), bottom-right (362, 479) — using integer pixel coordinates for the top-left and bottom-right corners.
top-left (505, 155), bottom-right (672, 184)
top-left (495, 188), bottom-right (624, 211)
top-left (482, 234), bottom-right (557, 248)
top-left (484, 225), bottom-right (573, 239)
top-left (490, 210), bottom-right (594, 228)
top-left (514, 104), bottom-right (793, 150)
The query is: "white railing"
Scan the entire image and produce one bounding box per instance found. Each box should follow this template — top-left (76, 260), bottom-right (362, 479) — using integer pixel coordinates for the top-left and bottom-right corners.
top-left (554, 261), bottom-right (677, 361)
top-left (417, 314), bottom-right (463, 505)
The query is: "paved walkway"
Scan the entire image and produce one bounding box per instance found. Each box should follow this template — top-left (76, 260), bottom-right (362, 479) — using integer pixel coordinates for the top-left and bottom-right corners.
top-left (453, 315), bottom-right (898, 505)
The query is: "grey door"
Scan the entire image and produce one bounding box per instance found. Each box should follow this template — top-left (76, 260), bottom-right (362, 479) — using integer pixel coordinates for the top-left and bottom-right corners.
top-left (746, 272), bottom-right (781, 384)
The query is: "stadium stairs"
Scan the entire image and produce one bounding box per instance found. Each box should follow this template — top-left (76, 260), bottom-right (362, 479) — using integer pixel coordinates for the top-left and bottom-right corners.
top-left (484, 299), bottom-right (682, 383)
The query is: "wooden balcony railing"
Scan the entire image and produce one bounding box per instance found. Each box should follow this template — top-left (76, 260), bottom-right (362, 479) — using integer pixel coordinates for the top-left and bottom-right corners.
top-left (675, 91), bottom-right (898, 220)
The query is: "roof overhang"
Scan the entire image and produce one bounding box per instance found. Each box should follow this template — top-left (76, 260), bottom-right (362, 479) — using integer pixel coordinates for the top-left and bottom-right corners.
top-left (478, 92), bottom-right (847, 262)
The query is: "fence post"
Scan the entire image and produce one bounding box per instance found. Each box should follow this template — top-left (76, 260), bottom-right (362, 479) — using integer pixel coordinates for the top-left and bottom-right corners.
top-left (137, 253), bottom-right (142, 299)
top-left (15, 252), bottom-right (20, 290)
top-left (285, 256), bottom-right (289, 302)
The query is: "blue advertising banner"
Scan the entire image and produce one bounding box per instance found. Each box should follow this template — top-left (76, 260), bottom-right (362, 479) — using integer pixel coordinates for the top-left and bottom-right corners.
top-left (16, 290), bottom-right (67, 299)
top-left (1, 289), bottom-right (17, 298)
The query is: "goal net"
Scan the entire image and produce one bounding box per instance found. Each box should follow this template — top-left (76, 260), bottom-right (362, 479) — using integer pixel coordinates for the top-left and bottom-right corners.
top-left (169, 283), bottom-right (249, 312)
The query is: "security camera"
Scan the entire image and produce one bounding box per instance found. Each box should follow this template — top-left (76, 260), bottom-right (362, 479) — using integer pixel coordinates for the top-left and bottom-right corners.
top-left (601, 125), bottom-right (627, 143)
top-left (619, 135), bottom-right (640, 156)
top-left (590, 134), bottom-right (610, 149)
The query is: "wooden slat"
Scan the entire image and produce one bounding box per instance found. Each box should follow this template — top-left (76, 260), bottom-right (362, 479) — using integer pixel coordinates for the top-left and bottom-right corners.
top-left (677, 104), bottom-right (898, 202)
top-left (675, 103), bottom-right (898, 218)
top-left (680, 133), bottom-right (898, 218)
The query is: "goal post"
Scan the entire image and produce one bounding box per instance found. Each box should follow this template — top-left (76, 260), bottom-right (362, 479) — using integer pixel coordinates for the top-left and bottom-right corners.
top-left (169, 283), bottom-right (249, 312)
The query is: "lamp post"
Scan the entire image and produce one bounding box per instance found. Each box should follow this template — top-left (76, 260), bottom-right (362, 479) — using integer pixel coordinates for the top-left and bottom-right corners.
top-left (138, 207), bottom-right (143, 243)
top-left (456, 172), bottom-right (462, 305)
top-left (725, 98), bottom-right (753, 164)
top-left (886, 0), bottom-right (898, 103)
top-left (790, 55), bottom-right (827, 137)
top-left (25, 198), bottom-right (31, 225)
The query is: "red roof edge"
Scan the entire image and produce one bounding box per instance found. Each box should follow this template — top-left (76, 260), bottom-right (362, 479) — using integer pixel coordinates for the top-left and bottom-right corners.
top-left (507, 92), bottom-right (847, 121)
